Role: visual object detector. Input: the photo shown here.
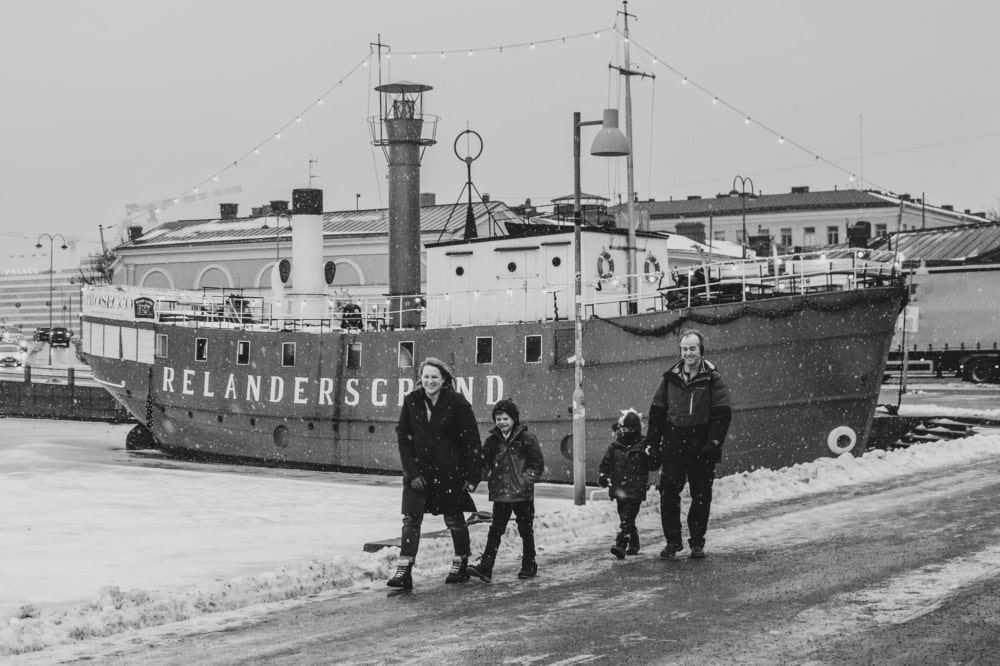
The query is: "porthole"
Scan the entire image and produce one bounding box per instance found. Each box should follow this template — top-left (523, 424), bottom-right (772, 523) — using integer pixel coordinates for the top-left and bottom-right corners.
top-left (455, 266), bottom-right (465, 276)
top-left (307, 422), bottom-right (315, 431)
top-left (250, 417), bottom-right (257, 427)
top-left (333, 422), bottom-right (339, 432)
top-left (274, 424), bottom-right (290, 448)
top-left (217, 415), bottom-right (223, 423)
top-left (187, 411), bottom-right (193, 419)
top-left (552, 257), bottom-right (561, 267)
top-left (368, 424), bottom-right (376, 434)
top-left (507, 261), bottom-right (517, 273)
top-left (559, 434), bottom-right (573, 461)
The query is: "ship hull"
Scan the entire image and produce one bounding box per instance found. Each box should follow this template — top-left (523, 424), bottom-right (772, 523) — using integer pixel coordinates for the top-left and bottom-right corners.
top-left (84, 286), bottom-right (904, 482)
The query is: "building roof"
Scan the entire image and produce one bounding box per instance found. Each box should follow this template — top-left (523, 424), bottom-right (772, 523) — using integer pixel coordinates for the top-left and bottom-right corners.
top-left (117, 202), bottom-right (521, 250)
top-left (618, 188), bottom-right (988, 223)
top-left (870, 222), bottom-right (1000, 266)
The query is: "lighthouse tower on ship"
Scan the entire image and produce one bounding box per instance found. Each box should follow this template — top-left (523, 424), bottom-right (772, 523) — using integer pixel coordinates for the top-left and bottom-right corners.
top-left (370, 81), bottom-right (438, 329)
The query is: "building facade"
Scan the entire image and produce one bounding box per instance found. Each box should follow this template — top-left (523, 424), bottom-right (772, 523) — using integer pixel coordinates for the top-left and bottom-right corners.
top-left (618, 187), bottom-right (989, 252)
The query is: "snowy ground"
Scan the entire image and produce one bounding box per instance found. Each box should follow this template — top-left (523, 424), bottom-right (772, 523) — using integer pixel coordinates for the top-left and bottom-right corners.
top-left (2, 403), bottom-right (1000, 657)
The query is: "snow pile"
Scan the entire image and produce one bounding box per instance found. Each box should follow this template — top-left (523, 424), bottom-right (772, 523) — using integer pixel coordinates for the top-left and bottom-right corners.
top-left (3, 432), bottom-right (1000, 656)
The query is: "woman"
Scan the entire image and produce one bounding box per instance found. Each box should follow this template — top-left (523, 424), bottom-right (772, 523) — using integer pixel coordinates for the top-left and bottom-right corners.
top-left (386, 358), bottom-right (482, 591)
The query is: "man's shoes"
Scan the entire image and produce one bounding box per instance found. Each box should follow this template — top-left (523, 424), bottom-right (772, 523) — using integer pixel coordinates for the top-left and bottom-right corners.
top-left (444, 556), bottom-right (470, 584)
top-left (689, 545), bottom-right (706, 559)
top-left (626, 532), bottom-right (640, 556)
top-left (610, 544), bottom-right (627, 559)
top-left (517, 559), bottom-right (538, 579)
top-left (659, 543), bottom-right (683, 559)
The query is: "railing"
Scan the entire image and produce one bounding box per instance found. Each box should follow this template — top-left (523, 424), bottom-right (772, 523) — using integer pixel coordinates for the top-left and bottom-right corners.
top-left (82, 249), bottom-right (900, 333)
top-left (0, 365), bottom-right (97, 386)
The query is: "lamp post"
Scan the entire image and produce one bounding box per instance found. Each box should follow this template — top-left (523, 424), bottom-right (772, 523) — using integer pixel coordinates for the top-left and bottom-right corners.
top-left (573, 109), bottom-right (630, 505)
top-left (35, 233), bottom-right (67, 365)
top-left (261, 212), bottom-right (293, 320)
top-left (730, 175), bottom-right (755, 259)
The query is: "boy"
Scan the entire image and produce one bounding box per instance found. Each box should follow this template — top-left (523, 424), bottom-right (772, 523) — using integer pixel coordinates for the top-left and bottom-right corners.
top-left (468, 398), bottom-right (545, 582)
top-left (598, 409), bottom-right (651, 559)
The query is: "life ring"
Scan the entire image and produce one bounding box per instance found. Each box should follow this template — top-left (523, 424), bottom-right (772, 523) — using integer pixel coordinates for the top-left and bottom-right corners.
top-left (827, 425), bottom-right (857, 455)
top-left (597, 250), bottom-right (615, 280)
top-left (643, 254), bottom-right (662, 283)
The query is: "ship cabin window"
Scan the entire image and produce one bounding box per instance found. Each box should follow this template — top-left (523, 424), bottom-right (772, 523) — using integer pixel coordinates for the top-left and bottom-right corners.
top-left (476, 337), bottom-right (493, 365)
top-left (780, 228), bottom-right (793, 247)
top-left (155, 334), bottom-right (168, 358)
top-left (874, 222), bottom-right (888, 237)
top-left (713, 230), bottom-right (726, 242)
top-left (195, 338), bottom-right (208, 362)
top-left (236, 340), bottom-right (250, 366)
top-left (803, 227), bottom-right (816, 246)
top-left (398, 341), bottom-right (414, 368)
top-left (282, 342), bottom-right (296, 367)
top-left (524, 335), bottom-right (542, 363)
top-left (348, 342), bottom-right (362, 369)
top-left (827, 226), bottom-right (840, 245)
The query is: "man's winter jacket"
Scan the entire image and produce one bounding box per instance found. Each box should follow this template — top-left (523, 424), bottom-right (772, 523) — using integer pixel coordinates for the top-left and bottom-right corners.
top-left (646, 359), bottom-right (731, 466)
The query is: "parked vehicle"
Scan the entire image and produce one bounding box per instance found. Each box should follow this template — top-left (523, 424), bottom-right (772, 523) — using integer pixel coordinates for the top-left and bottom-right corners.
top-left (889, 264), bottom-right (1000, 383)
top-left (0, 343), bottom-right (24, 367)
top-left (50, 327), bottom-right (72, 348)
top-left (34, 327), bottom-right (51, 342)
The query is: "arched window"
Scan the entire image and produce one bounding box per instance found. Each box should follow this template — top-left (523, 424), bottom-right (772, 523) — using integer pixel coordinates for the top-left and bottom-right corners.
top-left (140, 269), bottom-right (173, 289)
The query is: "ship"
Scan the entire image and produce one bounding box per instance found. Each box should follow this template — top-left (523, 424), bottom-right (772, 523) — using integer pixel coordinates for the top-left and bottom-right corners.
top-left (80, 81), bottom-right (907, 485)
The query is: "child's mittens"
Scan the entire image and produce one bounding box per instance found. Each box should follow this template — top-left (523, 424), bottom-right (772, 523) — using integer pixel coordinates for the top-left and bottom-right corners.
top-left (597, 473), bottom-right (609, 488)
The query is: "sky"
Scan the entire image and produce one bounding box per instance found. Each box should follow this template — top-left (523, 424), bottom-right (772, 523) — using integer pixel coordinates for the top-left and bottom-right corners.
top-left (2, 404), bottom-right (1000, 658)
top-left (1, 0), bottom-right (998, 251)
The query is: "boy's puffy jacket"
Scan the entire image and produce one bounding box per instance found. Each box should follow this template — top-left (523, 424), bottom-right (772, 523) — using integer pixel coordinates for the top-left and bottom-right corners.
top-left (598, 431), bottom-right (651, 501)
top-left (481, 424), bottom-right (545, 503)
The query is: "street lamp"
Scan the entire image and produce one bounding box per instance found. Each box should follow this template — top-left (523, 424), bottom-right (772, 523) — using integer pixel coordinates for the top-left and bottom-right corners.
top-left (730, 175), bottom-right (755, 259)
top-left (35, 233), bottom-right (68, 365)
top-left (573, 109), bottom-right (630, 505)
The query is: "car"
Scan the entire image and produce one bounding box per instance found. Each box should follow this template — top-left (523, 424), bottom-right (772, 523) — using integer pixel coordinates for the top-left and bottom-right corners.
top-left (50, 327), bottom-right (72, 347)
top-left (34, 327), bottom-right (51, 342)
top-left (0, 343), bottom-right (24, 367)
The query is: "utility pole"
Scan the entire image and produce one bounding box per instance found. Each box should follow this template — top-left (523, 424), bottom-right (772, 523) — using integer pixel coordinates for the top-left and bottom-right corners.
top-left (610, 1), bottom-right (654, 314)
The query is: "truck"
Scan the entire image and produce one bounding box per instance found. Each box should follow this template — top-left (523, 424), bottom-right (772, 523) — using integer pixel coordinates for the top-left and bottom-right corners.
top-left (889, 263), bottom-right (1000, 383)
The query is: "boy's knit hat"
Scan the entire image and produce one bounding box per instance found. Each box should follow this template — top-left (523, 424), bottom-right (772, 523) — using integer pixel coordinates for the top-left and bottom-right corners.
top-left (492, 397), bottom-right (520, 424)
top-left (618, 408), bottom-right (642, 432)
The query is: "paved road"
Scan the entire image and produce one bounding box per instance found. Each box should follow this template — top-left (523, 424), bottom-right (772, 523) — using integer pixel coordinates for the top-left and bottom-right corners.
top-left (19, 455), bottom-right (1000, 665)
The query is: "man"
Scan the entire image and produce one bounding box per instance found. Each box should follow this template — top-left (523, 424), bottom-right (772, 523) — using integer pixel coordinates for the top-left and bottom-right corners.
top-left (645, 329), bottom-right (731, 559)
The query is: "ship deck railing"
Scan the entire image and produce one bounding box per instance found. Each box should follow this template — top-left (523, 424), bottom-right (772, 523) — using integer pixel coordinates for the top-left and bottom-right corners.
top-left (83, 249), bottom-right (901, 332)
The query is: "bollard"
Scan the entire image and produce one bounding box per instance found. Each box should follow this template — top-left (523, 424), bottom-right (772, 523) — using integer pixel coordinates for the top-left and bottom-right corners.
top-left (67, 366), bottom-right (75, 387)
top-left (24, 365), bottom-right (31, 383)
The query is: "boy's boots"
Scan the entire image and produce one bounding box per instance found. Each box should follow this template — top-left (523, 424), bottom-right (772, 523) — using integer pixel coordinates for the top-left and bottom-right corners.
top-left (610, 532), bottom-right (628, 560)
top-left (626, 529), bottom-right (641, 555)
top-left (445, 555), bottom-right (470, 584)
top-left (517, 556), bottom-right (538, 579)
top-left (468, 553), bottom-right (495, 583)
top-left (386, 558), bottom-right (414, 590)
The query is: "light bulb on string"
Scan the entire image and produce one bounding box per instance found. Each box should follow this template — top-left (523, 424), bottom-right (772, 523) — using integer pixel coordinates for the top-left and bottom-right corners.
top-left (778, 137), bottom-right (785, 144)
top-left (712, 97), bottom-right (719, 105)
top-left (317, 99), bottom-right (324, 106)
top-left (681, 77), bottom-right (688, 84)
top-left (594, 32), bottom-right (601, 38)
top-left (440, 51), bottom-right (445, 58)
top-left (744, 117), bottom-right (751, 125)
top-left (213, 175), bottom-right (219, 181)
top-left (254, 148), bottom-right (260, 155)
top-left (530, 43), bottom-right (536, 50)
top-left (296, 116), bottom-right (302, 123)
top-left (468, 50), bottom-right (474, 56)
top-left (652, 58), bottom-right (658, 64)
top-left (275, 133), bottom-right (281, 140)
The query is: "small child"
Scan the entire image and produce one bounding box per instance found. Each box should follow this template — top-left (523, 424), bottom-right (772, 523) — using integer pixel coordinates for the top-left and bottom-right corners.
top-left (598, 409), bottom-right (651, 559)
top-left (468, 398), bottom-right (545, 582)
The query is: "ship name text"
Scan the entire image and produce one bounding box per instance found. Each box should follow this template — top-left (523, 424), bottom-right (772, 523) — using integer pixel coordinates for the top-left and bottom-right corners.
top-left (159, 366), bottom-right (505, 407)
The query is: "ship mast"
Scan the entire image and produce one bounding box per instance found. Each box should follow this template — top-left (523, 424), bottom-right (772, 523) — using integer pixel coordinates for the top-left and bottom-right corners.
top-left (611, 1), bottom-right (654, 313)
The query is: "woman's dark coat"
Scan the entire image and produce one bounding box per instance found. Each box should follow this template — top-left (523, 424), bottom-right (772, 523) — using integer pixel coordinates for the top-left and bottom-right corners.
top-left (598, 430), bottom-right (651, 501)
top-left (480, 424), bottom-right (545, 503)
top-left (396, 385), bottom-right (482, 515)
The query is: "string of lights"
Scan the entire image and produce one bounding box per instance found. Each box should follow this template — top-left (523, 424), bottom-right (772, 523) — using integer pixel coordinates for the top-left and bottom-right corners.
top-left (152, 27), bottom-right (617, 219)
top-left (154, 55), bottom-right (373, 215)
top-left (618, 31), bottom-right (898, 196)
